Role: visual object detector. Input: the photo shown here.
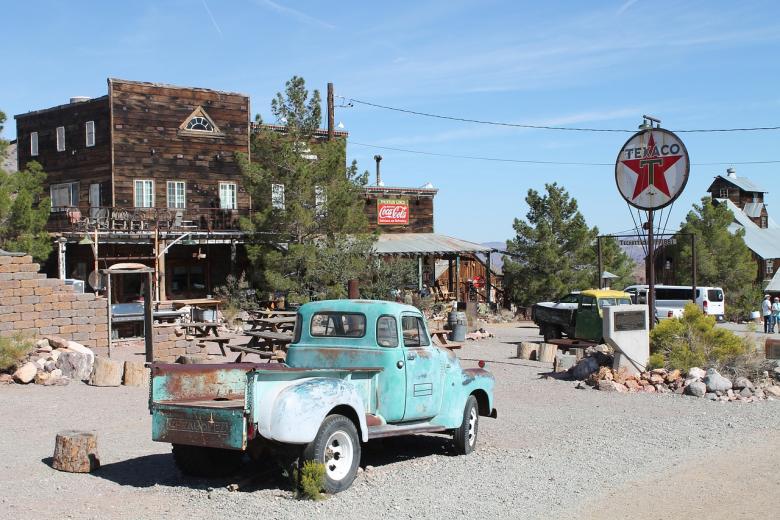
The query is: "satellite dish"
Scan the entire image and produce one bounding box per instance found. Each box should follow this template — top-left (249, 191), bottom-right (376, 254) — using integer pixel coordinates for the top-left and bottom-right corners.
top-left (88, 270), bottom-right (106, 291)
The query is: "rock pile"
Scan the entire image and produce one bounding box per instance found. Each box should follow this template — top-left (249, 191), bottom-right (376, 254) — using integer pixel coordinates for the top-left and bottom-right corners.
top-left (4, 337), bottom-right (148, 388)
top-left (570, 356), bottom-right (780, 402)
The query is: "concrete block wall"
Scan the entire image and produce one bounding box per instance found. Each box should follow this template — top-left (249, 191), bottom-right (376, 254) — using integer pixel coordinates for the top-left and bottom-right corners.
top-left (0, 253), bottom-right (109, 356)
top-left (151, 324), bottom-right (202, 362)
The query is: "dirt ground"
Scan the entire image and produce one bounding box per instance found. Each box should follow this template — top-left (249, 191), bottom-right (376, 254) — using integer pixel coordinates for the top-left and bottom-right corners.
top-left (1, 321), bottom-right (778, 519)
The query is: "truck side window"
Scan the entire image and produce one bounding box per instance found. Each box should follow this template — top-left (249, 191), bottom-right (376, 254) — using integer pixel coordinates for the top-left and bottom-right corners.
top-left (376, 316), bottom-right (398, 347)
top-left (402, 316), bottom-right (430, 347)
top-left (580, 296), bottom-right (597, 312)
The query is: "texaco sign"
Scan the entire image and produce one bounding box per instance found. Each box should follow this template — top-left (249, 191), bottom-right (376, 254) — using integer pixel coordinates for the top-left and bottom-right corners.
top-left (615, 128), bottom-right (689, 210)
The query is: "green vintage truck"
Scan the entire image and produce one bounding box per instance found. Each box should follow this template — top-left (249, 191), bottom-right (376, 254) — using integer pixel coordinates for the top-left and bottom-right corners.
top-left (531, 289), bottom-right (632, 342)
top-left (149, 300), bottom-right (497, 493)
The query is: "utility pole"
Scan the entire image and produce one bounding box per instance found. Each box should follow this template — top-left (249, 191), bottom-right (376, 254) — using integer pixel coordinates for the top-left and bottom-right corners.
top-left (327, 82), bottom-right (335, 141)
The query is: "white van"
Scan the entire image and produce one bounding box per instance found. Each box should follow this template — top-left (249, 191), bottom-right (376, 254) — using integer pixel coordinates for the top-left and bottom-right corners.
top-left (624, 284), bottom-right (725, 321)
top-left (695, 287), bottom-right (725, 321)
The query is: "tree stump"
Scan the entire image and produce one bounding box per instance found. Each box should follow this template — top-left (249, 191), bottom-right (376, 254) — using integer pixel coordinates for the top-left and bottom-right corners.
top-left (52, 430), bottom-right (100, 473)
top-left (122, 361), bottom-right (148, 387)
top-left (537, 343), bottom-right (557, 363)
top-left (517, 342), bottom-right (538, 360)
top-left (89, 357), bottom-right (123, 386)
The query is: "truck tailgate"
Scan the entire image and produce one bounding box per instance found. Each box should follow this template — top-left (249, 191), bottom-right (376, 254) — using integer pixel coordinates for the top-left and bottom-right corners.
top-left (150, 363), bottom-right (260, 450)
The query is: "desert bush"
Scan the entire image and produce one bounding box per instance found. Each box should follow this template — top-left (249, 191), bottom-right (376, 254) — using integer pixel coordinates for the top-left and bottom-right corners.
top-left (0, 334), bottom-right (34, 372)
top-left (650, 303), bottom-right (747, 371)
top-left (294, 460), bottom-right (326, 500)
top-left (214, 272), bottom-right (258, 311)
top-left (646, 352), bottom-right (666, 370)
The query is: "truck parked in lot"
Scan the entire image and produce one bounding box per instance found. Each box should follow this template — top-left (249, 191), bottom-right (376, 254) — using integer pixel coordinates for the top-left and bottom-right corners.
top-left (531, 289), bottom-right (632, 342)
top-left (149, 300), bottom-right (496, 493)
top-left (623, 284), bottom-right (725, 321)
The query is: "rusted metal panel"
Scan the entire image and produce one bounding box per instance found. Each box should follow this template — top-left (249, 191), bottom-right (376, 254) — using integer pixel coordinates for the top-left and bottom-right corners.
top-left (152, 403), bottom-right (246, 449)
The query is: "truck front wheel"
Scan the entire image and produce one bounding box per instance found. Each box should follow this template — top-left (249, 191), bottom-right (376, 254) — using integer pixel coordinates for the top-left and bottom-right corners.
top-left (453, 395), bottom-right (479, 455)
top-left (302, 414), bottom-right (361, 494)
top-left (171, 444), bottom-right (244, 477)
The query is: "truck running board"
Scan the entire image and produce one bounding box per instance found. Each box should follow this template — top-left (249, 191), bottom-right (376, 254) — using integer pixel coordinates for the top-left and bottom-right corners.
top-left (367, 422), bottom-right (447, 439)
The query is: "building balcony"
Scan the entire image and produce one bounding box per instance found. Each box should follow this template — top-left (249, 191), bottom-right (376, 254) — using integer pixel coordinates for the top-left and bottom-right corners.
top-left (47, 206), bottom-right (251, 234)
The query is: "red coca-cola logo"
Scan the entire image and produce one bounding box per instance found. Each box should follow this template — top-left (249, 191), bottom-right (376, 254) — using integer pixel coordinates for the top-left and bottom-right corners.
top-left (378, 200), bottom-right (409, 224)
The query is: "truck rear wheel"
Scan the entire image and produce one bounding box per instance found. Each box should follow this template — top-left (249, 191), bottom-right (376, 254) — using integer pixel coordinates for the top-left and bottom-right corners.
top-left (302, 414), bottom-right (361, 494)
top-left (453, 395), bottom-right (479, 455)
top-left (171, 444), bottom-right (244, 477)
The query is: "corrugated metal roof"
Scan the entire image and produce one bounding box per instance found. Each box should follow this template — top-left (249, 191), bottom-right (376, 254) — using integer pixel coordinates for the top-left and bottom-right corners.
top-left (743, 202), bottom-right (765, 218)
top-left (718, 198), bottom-right (780, 259)
top-left (374, 233), bottom-right (492, 255)
top-left (716, 175), bottom-right (767, 193)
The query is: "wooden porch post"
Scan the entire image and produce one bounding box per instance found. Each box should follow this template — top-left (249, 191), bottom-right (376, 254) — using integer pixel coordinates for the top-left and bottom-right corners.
top-left (417, 255), bottom-right (423, 291)
top-left (57, 238), bottom-right (67, 280)
top-left (455, 255), bottom-right (461, 302)
top-left (485, 251), bottom-right (492, 304)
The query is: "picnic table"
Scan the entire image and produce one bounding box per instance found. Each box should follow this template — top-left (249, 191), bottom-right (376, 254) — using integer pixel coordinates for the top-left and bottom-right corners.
top-left (429, 328), bottom-right (463, 350)
top-left (248, 309), bottom-right (297, 319)
top-left (246, 316), bottom-right (296, 332)
top-left (244, 330), bottom-right (293, 357)
top-left (182, 322), bottom-right (220, 338)
top-left (200, 337), bottom-right (281, 363)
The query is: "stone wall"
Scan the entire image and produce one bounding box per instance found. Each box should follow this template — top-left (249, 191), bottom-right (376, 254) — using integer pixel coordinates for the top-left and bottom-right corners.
top-left (152, 325), bottom-right (203, 362)
top-left (0, 253), bottom-right (108, 356)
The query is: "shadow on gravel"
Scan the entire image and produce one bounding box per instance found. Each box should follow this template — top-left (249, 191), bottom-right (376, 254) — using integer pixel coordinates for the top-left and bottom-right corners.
top-left (49, 453), bottom-right (287, 493)
top-left (361, 434), bottom-right (456, 469)
top-left (460, 356), bottom-right (545, 370)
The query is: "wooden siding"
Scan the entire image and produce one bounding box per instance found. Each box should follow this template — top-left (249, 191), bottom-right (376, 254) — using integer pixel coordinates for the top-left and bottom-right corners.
top-left (364, 196), bottom-right (434, 233)
top-left (109, 79), bottom-right (250, 210)
top-left (15, 97), bottom-right (112, 206)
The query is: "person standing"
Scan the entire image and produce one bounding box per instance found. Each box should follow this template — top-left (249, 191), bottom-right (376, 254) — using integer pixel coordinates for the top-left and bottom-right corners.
top-left (772, 297), bottom-right (780, 333)
top-left (762, 294), bottom-right (772, 333)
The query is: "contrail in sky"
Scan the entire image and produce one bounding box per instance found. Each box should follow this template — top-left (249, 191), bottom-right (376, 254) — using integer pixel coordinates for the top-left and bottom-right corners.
top-left (201, 0), bottom-right (222, 36)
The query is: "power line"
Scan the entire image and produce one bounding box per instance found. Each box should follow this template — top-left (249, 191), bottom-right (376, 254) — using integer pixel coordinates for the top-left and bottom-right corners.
top-left (348, 140), bottom-right (780, 167)
top-left (346, 97), bottom-right (780, 133)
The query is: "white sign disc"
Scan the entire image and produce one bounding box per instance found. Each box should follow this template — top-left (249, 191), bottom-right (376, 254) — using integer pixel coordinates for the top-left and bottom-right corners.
top-left (615, 128), bottom-right (689, 210)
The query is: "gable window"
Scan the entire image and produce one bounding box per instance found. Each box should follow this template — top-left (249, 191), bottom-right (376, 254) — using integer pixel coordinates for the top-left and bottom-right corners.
top-left (134, 180), bottom-right (154, 208)
top-left (178, 106), bottom-right (224, 137)
top-left (85, 121), bottom-right (95, 147)
top-left (30, 132), bottom-right (39, 156)
top-left (718, 188), bottom-right (728, 198)
top-left (315, 185), bottom-right (326, 215)
top-left (219, 182), bottom-right (236, 209)
top-left (167, 181), bottom-right (186, 209)
top-left (56, 126), bottom-right (65, 152)
top-left (272, 183), bottom-right (285, 210)
top-left (761, 216), bottom-right (768, 228)
top-left (767, 260), bottom-right (774, 276)
top-left (50, 182), bottom-right (79, 210)
top-left (753, 193), bottom-right (760, 203)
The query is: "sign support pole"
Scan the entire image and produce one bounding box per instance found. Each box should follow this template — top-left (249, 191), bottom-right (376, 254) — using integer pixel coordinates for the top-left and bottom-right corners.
top-left (647, 210), bottom-right (656, 330)
top-left (596, 236), bottom-right (603, 289)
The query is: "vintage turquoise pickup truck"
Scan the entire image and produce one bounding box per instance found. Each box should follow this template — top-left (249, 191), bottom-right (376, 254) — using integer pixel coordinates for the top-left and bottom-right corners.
top-left (150, 300), bottom-right (497, 493)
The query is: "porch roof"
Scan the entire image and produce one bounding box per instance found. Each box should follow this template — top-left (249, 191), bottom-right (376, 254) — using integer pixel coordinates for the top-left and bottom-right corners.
top-left (373, 233), bottom-right (492, 256)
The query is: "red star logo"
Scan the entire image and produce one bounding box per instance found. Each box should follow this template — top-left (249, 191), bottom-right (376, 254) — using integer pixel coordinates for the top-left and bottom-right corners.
top-left (621, 133), bottom-right (682, 200)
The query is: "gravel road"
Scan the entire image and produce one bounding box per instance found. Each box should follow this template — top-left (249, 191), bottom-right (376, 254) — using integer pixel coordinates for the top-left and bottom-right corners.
top-left (1, 322), bottom-right (778, 519)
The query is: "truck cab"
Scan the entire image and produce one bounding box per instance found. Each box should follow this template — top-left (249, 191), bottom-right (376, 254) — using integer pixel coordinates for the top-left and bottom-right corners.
top-left (149, 300), bottom-right (496, 493)
top-left (532, 289), bottom-right (632, 342)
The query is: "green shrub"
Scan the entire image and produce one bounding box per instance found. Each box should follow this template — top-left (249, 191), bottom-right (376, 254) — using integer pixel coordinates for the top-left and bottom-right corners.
top-left (646, 352), bottom-right (666, 370)
top-left (0, 334), bottom-right (34, 372)
top-left (650, 303), bottom-right (747, 371)
top-left (294, 460), bottom-right (326, 500)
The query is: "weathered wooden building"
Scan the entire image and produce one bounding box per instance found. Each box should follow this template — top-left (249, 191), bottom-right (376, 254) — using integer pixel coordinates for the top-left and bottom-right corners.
top-left (15, 79), bottom-right (252, 301)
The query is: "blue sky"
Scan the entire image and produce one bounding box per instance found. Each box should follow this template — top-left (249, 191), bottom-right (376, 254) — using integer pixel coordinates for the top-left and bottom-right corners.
top-left (3, 0), bottom-right (780, 243)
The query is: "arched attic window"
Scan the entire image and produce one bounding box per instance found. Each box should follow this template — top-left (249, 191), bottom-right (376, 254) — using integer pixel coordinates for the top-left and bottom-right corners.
top-left (178, 106), bottom-right (225, 138)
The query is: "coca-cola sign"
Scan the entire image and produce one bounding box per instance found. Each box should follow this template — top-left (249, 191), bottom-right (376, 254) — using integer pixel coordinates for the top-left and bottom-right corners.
top-left (377, 199), bottom-right (409, 225)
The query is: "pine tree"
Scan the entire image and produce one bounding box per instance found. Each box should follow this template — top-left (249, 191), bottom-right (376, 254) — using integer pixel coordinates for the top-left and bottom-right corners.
top-left (503, 183), bottom-right (608, 306)
top-left (671, 196), bottom-right (757, 318)
top-left (239, 77), bottom-right (372, 301)
top-left (0, 110), bottom-right (52, 260)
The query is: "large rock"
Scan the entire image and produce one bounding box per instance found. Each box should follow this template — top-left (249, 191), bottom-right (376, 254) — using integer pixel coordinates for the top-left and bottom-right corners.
top-left (598, 380), bottom-right (627, 392)
top-left (665, 369), bottom-right (682, 383)
top-left (733, 377), bottom-right (755, 391)
top-left (572, 357), bottom-right (600, 380)
top-left (123, 361), bottom-right (148, 387)
top-left (35, 338), bottom-right (51, 350)
top-left (46, 336), bottom-right (70, 350)
top-left (56, 352), bottom-right (91, 381)
top-left (739, 387), bottom-right (753, 398)
top-left (88, 357), bottom-right (123, 387)
top-left (13, 362), bottom-right (37, 384)
top-left (685, 381), bottom-right (707, 397)
top-left (765, 385), bottom-right (780, 398)
top-left (687, 367), bottom-right (706, 380)
top-left (704, 368), bottom-right (732, 393)
top-left (66, 341), bottom-right (95, 365)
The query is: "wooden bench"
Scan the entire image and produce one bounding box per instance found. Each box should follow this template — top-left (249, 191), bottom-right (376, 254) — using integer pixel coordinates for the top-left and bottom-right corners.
top-left (182, 322), bottom-right (220, 338)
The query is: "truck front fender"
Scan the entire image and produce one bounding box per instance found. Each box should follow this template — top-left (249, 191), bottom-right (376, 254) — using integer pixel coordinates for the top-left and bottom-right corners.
top-left (256, 377), bottom-right (368, 444)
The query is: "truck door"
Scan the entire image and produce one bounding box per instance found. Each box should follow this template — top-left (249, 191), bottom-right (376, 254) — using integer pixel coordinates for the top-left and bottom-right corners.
top-left (374, 315), bottom-right (407, 422)
top-left (574, 295), bottom-right (601, 341)
top-left (400, 314), bottom-right (444, 421)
